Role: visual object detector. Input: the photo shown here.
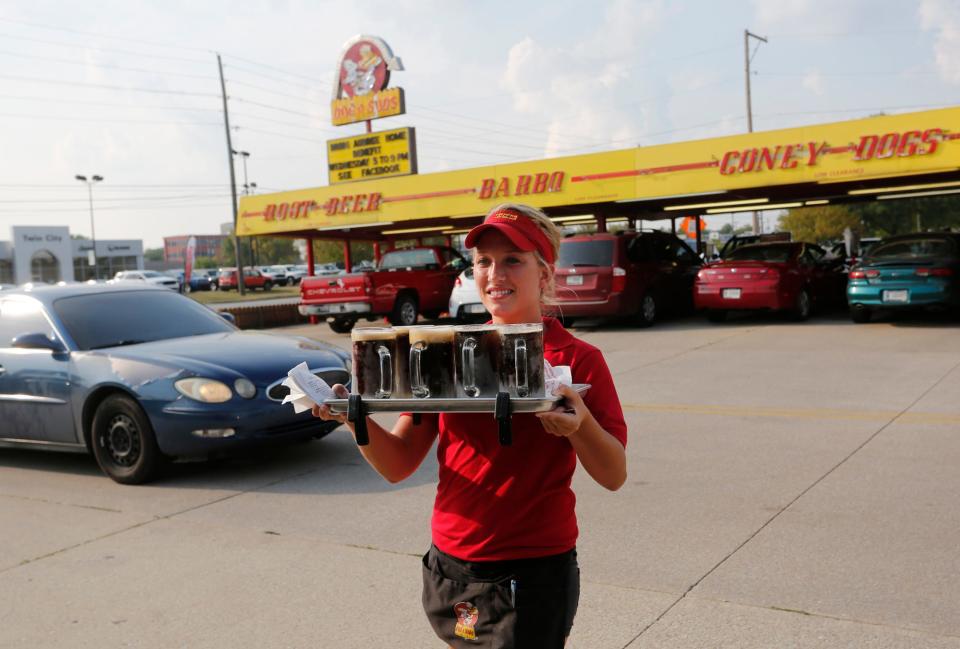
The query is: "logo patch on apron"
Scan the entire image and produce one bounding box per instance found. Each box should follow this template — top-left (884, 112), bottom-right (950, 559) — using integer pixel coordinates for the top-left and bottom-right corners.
top-left (453, 601), bottom-right (479, 640)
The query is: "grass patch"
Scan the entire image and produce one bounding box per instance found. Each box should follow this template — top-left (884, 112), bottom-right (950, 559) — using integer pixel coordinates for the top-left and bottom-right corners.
top-left (189, 285), bottom-right (300, 305)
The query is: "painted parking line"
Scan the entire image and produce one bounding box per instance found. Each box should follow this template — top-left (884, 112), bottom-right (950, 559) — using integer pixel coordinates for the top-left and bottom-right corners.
top-left (622, 403), bottom-right (960, 426)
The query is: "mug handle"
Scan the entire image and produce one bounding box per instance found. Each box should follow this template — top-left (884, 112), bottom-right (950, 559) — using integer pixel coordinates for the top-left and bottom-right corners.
top-left (410, 342), bottom-right (429, 398)
top-left (376, 344), bottom-right (392, 399)
top-left (462, 337), bottom-right (479, 398)
top-left (515, 338), bottom-right (528, 398)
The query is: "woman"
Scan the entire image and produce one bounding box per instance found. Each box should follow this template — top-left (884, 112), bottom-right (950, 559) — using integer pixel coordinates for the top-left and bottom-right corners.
top-left (314, 202), bottom-right (628, 648)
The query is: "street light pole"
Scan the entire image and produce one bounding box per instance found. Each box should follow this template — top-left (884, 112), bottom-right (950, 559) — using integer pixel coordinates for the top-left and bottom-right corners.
top-left (75, 174), bottom-right (104, 280)
top-left (744, 29), bottom-right (767, 235)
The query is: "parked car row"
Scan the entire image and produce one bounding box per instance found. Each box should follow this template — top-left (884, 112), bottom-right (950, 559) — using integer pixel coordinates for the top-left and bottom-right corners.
top-left (433, 229), bottom-right (959, 329)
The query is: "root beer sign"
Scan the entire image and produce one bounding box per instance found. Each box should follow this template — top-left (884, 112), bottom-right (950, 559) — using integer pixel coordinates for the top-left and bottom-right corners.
top-left (331, 36), bottom-right (405, 126)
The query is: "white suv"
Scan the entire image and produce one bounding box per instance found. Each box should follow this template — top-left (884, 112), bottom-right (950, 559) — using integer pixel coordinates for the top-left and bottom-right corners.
top-left (113, 270), bottom-right (179, 290)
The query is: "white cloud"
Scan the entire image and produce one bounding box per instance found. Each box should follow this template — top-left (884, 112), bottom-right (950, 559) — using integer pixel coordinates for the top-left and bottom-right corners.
top-left (499, 0), bottom-right (664, 156)
top-left (920, 0), bottom-right (960, 84)
top-left (802, 69), bottom-right (824, 96)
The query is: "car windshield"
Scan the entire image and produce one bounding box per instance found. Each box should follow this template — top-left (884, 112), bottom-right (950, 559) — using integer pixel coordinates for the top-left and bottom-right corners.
top-left (141, 271), bottom-right (162, 278)
top-left (379, 249), bottom-right (436, 269)
top-left (558, 240), bottom-right (614, 267)
top-left (53, 290), bottom-right (234, 351)
top-left (725, 244), bottom-right (794, 263)
top-left (867, 237), bottom-right (956, 261)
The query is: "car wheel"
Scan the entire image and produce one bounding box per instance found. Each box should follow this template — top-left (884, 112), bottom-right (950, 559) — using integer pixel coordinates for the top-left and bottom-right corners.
top-left (287, 277), bottom-right (295, 286)
top-left (850, 306), bottom-right (872, 323)
top-left (263, 281), bottom-right (273, 291)
top-left (635, 293), bottom-right (657, 328)
top-left (91, 394), bottom-right (162, 485)
top-left (792, 289), bottom-right (812, 321)
top-left (390, 294), bottom-right (418, 326)
top-left (210, 282), bottom-right (218, 291)
top-left (706, 310), bottom-right (726, 323)
top-left (328, 317), bottom-right (357, 333)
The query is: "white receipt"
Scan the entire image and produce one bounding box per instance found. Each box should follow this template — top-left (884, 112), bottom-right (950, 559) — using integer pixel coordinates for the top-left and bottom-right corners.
top-left (544, 359), bottom-right (573, 396)
top-left (281, 362), bottom-right (337, 413)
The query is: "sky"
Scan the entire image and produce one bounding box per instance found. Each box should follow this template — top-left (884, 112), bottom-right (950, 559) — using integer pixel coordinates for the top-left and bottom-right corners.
top-left (1, 0), bottom-right (958, 249)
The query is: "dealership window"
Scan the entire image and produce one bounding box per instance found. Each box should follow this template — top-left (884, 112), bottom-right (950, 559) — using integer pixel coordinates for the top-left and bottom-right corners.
top-left (30, 250), bottom-right (61, 284)
top-left (0, 260), bottom-right (13, 284)
top-left (74, 257), bottom-right (95, 281)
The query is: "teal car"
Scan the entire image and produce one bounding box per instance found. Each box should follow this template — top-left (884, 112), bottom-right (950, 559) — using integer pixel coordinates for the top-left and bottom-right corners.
top-left (848, 232), bottom-right (960, 323)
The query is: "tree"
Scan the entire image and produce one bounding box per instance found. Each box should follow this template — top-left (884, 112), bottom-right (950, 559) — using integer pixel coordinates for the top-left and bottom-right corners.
top-left (144, 248), bottom-right (164, 262)
top-left (779, 205), bottom-right (861, 242)
top-left (847, 195), bottom-right (960, 237)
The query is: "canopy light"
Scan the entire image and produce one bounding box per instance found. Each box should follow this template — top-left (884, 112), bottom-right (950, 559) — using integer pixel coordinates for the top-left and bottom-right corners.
top-left (381, 225), bottom-right (454, 235)
top-left (705, 202), bottom-right (803, 214)
top-left (615, 190), bottom-right (726, 204)
top-left (848, 180), bottom-right (960, 196)
top-left (664, 198), bottom-right (769, 211)
top-left (804, 200), bottom-right (829, 206)
top-left (450, 213), bottom-right (486, 220)
top-left (551, 215), bottom-right (596, 222)
top-left (876, 188), bottom-right (960, 201)
top-left (315, 222), bottom-right (391, 231)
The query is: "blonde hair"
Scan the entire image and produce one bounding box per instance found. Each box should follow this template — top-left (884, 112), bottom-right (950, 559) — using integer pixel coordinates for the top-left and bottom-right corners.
top-left (479, 202), bottom-right (561, 306)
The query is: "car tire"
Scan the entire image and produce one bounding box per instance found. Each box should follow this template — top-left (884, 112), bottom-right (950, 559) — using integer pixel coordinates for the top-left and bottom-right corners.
top-left (706, 310), bottom-right (727, 323)
top-left (635, 293), bottom-right (657, 328)
top-left (263, 281), bottom-right (273, 291)
top-left (390, 294), bottom-right (419, 326)
top-left (91, 394), bottom-right (162, 485)
top-left (792, 289), bottom-right (812, 321)
top-left (328, 317), bottom-right (356, 333)
top-left (850, 306), bottom-right (872, 323)
top-left (558, 316), bottom-right (577, 329)
top-left (210, 282), bottom-right (218, 291)
top-left (286, 277), bottom-right (295, 286)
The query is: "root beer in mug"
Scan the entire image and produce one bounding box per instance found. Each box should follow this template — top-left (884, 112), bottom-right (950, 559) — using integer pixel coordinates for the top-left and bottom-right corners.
top-left (499, 323), bottom-right (545, 398)
top-left (392, 325), bottom-right (414, 398)
top-left (409, 325), bottom-right (456, 399)
top-left (351, 327), bottom-right (395, 399)
top-left (454, 324), bottom-right (501, 398)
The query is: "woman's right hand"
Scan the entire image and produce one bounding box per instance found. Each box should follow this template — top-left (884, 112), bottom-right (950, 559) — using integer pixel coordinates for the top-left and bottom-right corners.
top-left (311, 384), bottom-right (350, 425)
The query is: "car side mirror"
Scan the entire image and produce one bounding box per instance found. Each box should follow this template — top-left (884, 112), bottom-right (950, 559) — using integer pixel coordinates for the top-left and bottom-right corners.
top-left (12, 332), bottom-right (66, 353)
top-left (218, 311), bottom-right (237, 325)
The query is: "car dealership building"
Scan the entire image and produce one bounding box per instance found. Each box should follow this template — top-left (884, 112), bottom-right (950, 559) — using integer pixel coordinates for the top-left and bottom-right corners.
top-left (0, 226), bottom-right (143, 285)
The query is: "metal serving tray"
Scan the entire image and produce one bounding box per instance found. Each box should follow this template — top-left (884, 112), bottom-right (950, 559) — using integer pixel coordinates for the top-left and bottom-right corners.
top-left (325, 384), bottom-right (590, 414)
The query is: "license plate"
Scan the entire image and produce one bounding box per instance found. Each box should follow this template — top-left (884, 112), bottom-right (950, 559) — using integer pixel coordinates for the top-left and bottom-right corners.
top-left (566, 275), bottom-right (583, 285)
top-left (883, 290), bottom-right (909, 303)
top-left (722, 288), bottom-right (742, 299)
top-left (464, 303), bottom-right (487, 314)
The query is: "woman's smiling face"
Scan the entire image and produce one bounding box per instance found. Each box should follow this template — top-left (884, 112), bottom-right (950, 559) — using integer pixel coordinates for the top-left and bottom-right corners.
top-left (473, 229), bottom-right (547, 324)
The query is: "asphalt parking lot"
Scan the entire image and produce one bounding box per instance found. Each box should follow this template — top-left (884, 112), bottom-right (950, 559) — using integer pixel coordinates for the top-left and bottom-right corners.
top-left (2, 313), bottom-right (959, 648)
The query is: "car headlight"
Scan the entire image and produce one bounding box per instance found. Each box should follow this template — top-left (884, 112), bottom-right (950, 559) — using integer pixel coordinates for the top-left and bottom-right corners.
top-left (234, 378), bottom-right (256, 399)
top-left (174, 378), bottom-right (232, 403)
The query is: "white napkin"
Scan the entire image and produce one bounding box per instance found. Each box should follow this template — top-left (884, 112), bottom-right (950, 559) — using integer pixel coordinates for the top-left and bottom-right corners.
top-left (281, 362), bottom-right (337, 413)
top-left (544, 359), bottom-right (573, 396)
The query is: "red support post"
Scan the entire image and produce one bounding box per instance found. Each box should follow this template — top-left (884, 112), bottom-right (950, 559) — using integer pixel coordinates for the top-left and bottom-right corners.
top-left (695, 214), bottom-right (703, 256)
top-left (373, 242), bottom-right (381, 264)
top-left (306, 237), bottom-right (316, 324)
top-left (342, 239), bottom-right (352, 274)
top-left (596, 214), bottom-right (607, 233)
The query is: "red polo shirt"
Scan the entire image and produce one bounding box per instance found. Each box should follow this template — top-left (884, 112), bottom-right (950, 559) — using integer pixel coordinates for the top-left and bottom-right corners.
top-left (431, 317), bottom-right (627, 561)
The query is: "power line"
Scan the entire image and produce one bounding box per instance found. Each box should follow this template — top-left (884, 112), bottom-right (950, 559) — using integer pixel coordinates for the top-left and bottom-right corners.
top-left (0, 17), bottom-right (210, 54)
top-left (0, 112), bottom-right (221, 126)
top-left (0, 93), bottom-right (222, 112)
top-left (0, 48), bottom-right (217, 80)
top-left (0, 32), bottom-right (209, 64)
top-left (0, 73), bottom-right (219, 96)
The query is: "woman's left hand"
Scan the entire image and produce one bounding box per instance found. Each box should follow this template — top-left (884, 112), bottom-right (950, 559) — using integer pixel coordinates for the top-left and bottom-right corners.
top-left (535, 384), bottom-right (586, 438)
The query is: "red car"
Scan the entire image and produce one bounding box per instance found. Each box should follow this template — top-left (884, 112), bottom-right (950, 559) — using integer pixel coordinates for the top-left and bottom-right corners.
top-left (694, 242), bottom-right (846, 322)
top-left (553, 231), bottom-right (701, 327)
top-left (217, 267), bottom-right (274, 291)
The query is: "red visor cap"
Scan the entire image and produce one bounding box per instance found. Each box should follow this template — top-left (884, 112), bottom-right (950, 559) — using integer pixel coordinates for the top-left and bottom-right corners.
top-left (464, 210), bottom-right (556, 264)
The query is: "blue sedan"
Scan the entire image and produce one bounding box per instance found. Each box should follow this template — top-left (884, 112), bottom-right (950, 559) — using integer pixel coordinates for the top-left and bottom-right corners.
top-left (848, 232), bottom-right (960, 323)
top-left (0, 284), bottom-right (350, 484)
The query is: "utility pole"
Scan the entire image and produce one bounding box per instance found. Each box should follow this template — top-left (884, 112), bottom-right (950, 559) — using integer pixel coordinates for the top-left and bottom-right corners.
top-left (744, 29), bottom-right (768, 235)
top-left (217, 53), bottom-right (245, 295)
